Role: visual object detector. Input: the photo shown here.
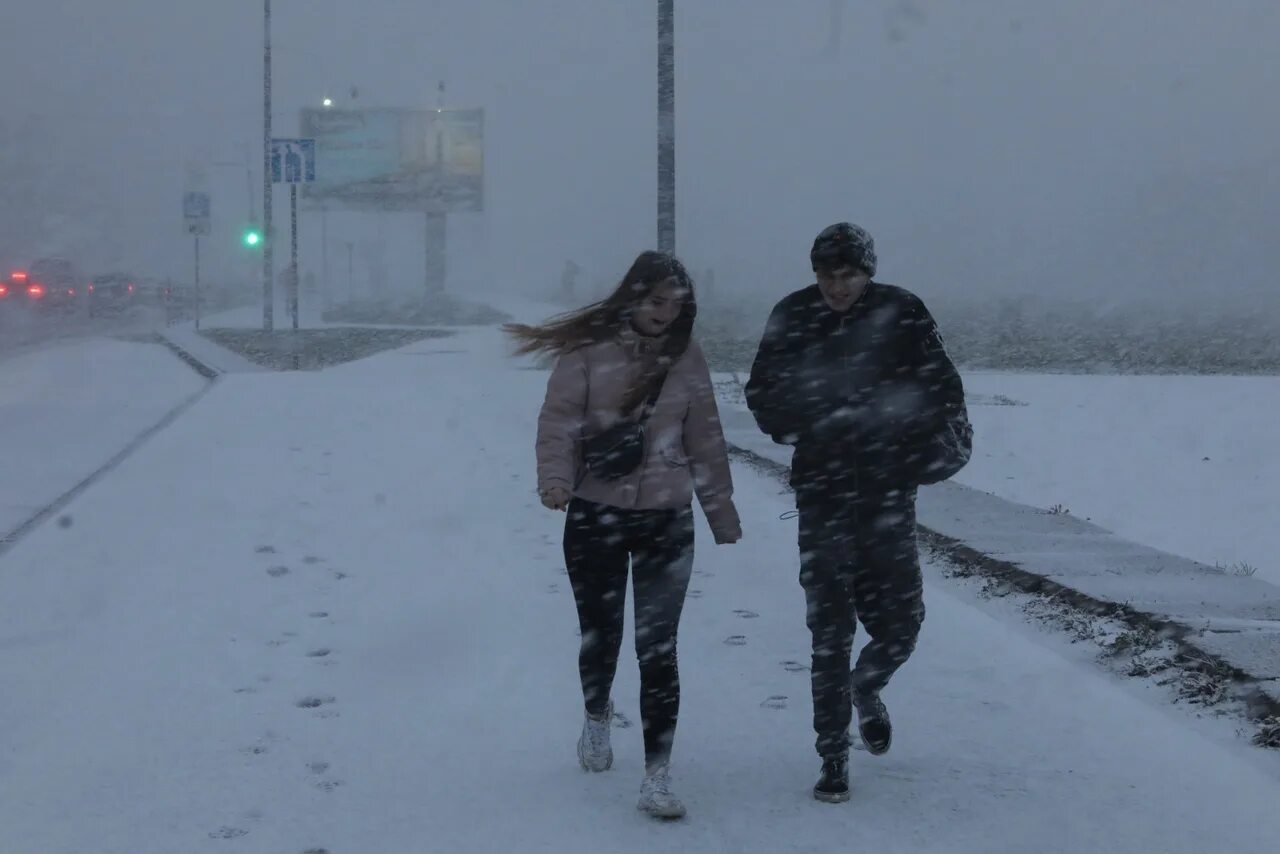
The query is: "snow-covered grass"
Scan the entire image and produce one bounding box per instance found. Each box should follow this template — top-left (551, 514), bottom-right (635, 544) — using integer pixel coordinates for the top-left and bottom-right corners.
top-left (958, 372), bottom-right (1280, 585)
top-left (2, 329), bottom-right (1280, 851)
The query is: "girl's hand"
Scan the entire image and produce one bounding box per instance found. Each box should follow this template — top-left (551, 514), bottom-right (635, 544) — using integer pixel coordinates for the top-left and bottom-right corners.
top-left (540, 486), bottom-right (571, 512)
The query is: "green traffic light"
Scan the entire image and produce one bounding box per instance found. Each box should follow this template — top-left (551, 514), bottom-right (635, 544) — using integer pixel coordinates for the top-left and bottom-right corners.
top-left (243, 229), bottom-right (262, 247)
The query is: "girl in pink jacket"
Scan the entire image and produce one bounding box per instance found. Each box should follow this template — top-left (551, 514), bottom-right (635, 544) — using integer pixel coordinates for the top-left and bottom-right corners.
top-left (507, 251), bottom-right (741, 819)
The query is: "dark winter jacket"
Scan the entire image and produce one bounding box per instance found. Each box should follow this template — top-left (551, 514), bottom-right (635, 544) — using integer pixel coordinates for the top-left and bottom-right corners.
top-left (744, 282), bottom-right (971, 493)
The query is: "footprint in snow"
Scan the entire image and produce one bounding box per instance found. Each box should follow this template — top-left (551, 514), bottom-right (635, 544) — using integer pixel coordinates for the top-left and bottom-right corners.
top-left (309, 611), bottom-right (330, 619)
top-left (296, 696), bottom-right (336, 709)
top-left (315, 779), bottom-right (344, 792)
top-left (686, 589), bottom-right (703, 599)
top-left (256, 545), bottom-right (277, 555)
top-left (307, 761), bottom-right (330, 774)
top-left (234, 686), bottom-right (258, 695)
top-left (306, 648), bottom-right (332, 658)
top-left (208, 827), bottom-right (248, 839)
top-left (613, 710), bottom-right (634, 729)
top-left (302, 556), bottom-right (324, 565)
top-left (724, 635), bottom-right (748, 647)
top-left (781, 660), bottom-right (809, 673)
top-left (302, 849), bottom-right (332, 854)
top-left (241, 744), bottom-right (270, 757)
top-left (267, 566), bottom-right (291, 578)
top-left (332, 571), bottom-right (349, 581)
top-left (760, 695), bottom-right (788, 710)
top-left (733, 609), bottom-right (760, 619)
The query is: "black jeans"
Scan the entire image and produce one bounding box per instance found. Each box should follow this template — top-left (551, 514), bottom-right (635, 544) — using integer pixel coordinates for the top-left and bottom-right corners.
top-left (797, 483), bottom-right (925, 758)
top-left (564, 498), bottom-right (695, 770)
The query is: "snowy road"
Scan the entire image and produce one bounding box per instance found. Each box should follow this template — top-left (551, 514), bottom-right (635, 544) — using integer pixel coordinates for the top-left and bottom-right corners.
top-left (1, 329), bottom-right (1278, 852)
top-left (0, 338), bottom-right (209, 544)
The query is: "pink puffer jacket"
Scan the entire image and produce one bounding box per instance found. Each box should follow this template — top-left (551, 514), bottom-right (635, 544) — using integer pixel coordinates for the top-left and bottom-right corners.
top-left (536, 330), bottom-right (741, 543)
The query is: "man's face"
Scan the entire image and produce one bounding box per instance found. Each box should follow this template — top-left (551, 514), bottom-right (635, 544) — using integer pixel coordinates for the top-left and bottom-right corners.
top-left (815, 266), bottom-right (871, 313)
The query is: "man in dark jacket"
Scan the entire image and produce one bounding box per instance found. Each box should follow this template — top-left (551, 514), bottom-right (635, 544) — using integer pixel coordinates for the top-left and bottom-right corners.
top-left (745, 222), bottom-right (971, 804)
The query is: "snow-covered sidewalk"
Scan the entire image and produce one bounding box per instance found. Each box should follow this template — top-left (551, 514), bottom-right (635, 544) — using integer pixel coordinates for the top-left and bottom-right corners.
top-left (2, 329), bottom-right (1280, 852)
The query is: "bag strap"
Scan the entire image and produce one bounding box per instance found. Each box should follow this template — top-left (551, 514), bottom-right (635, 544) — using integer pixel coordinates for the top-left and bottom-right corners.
top-left (635, 369), bottom-right (670, 426)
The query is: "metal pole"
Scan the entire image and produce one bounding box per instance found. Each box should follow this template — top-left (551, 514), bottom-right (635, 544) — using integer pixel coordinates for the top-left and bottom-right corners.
top-left (425, 212), bottom-right (446, 294)
top-left (290, 183), bottom-right (299, 330)
top-left (321, 203), bottom-right (330, 312)
top-left (657, 0), bottom-right (676, 254)
top-left (245, 142), bottom-right (256, 221)
top-left (194, 236), bottom-right (201, 330)
top-left (826, 0), bottom-right (844, 58)
top-left (262, 0), bottom-right (274, 331)
top-left (346, 241), bottom-right (354, 296)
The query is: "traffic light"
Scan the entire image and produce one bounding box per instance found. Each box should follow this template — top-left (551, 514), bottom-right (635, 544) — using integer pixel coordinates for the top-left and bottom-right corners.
top-left (242, 224), bottom-right (263, 248)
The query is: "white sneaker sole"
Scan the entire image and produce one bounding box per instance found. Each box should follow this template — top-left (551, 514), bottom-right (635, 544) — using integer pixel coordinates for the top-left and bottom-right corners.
top-left (638, 801), bottom-right (687, 820)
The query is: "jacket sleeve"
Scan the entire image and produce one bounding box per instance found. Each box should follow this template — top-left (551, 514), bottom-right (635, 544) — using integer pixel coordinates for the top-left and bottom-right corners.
top-left (910, 299), bottom-right (967, 430)
top-left (744, 301), bottom-right (803, 444)
top-left (536, 349), bottom-right (587, 493)
top-left (906, 299), bottom-right (973, 482)
top-left (682, 344), bottom-right (742, 543)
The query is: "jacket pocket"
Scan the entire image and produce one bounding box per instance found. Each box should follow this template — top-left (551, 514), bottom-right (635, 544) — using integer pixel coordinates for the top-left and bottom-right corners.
top-left (660, 446), bottom-right (690, 468)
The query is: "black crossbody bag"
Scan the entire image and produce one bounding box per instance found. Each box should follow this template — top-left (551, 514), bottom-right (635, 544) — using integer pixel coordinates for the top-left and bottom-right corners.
top-left (580, 373), bottom-right (669, 481)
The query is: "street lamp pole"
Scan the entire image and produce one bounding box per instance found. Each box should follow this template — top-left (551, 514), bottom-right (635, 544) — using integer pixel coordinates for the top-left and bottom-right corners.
top-left (657, 0), bottom-right (676, 254)
top-left (262, 0), bottom-right (274, 331)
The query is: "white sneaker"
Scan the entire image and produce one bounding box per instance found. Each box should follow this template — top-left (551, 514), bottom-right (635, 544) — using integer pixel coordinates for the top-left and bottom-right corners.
top-left (577, 702), bottom-right (613, 772)
top-left (637, 764), bottom-right (686, 819)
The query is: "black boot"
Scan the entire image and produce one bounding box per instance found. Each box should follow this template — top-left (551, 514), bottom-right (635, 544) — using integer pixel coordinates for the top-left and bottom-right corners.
top-left (853, 691), bottom-right (892, 756)
top-left (813, 752), bottom-right (850, 803)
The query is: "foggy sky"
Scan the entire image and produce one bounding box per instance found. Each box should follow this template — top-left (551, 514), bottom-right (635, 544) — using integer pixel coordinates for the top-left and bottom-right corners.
top-left (2, 1), bottom-right (1277, 313)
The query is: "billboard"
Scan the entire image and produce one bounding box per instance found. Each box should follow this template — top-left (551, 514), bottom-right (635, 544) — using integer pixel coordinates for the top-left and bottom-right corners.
top-left (299, 107), bottom-right (484, 212)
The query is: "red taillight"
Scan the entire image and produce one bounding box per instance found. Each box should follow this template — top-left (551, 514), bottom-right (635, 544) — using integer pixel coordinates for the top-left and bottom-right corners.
top-left (28, 284), bottom-right (46, 298)
top-left (88, 284), bottom-right (95, 293)
top-left (128, 283), bottom-right (135, 294)
top-left (0, 284), bottom-right (9, 297)
top-left (11, 271), bottom-right (28, 282)
top-left (67, 288), bottom-right (76, 297)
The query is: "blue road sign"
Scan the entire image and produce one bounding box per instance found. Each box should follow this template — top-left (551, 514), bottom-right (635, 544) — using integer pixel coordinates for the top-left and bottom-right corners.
top-left (271, 138), bottom-right (317, 184)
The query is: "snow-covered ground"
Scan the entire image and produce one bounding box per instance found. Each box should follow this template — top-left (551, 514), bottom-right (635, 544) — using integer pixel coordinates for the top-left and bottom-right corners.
top-left (957, 373), bottom-right (1280, 585)
top-left (2, 328), bottom-right (1279, 852)
top-left (0, 338), bottom-right (208, 540)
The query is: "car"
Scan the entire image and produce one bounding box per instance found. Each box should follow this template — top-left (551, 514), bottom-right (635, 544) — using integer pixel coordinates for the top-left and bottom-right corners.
top-left (0, 270), bottom-right (21, 303)
top-left (87, 273), bottom-right (138, 317)
top-left (27, 258), bottom-right (84, 312)
top-left (0, 270), bottom-right (23, 320)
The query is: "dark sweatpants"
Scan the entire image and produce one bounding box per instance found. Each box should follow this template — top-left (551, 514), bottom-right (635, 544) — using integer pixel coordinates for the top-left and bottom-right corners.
top-left (797, 484), bottom-right (926, 758)
top-left (563, 497), bottom-right (695, 770)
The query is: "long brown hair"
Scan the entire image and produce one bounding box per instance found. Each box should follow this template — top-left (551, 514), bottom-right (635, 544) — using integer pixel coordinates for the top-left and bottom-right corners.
top-left (505, 251), bottom-right (698, 412)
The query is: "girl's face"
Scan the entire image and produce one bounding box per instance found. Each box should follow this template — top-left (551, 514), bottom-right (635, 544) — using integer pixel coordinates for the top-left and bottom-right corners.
top-left (631, 277), bottom-right (687, 337)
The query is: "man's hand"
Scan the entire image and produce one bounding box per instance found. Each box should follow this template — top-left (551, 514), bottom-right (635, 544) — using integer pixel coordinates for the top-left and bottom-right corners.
top-left (540, 486), bottom-right (571, 512)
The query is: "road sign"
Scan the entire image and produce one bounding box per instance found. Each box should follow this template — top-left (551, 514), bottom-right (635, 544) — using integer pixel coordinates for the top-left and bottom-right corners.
top-left (271, 138), bottom-right (317, 184)
top-left (183, 191), bottom-right (211, 236)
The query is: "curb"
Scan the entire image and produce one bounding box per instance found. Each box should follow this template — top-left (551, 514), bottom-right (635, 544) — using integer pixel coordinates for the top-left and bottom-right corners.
top-left (725, 443), bottom-right (1280, 732)
top-left (0, 382), bottom-right (216, 559)
top-left (155, 331), bottom-right (221, 379)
